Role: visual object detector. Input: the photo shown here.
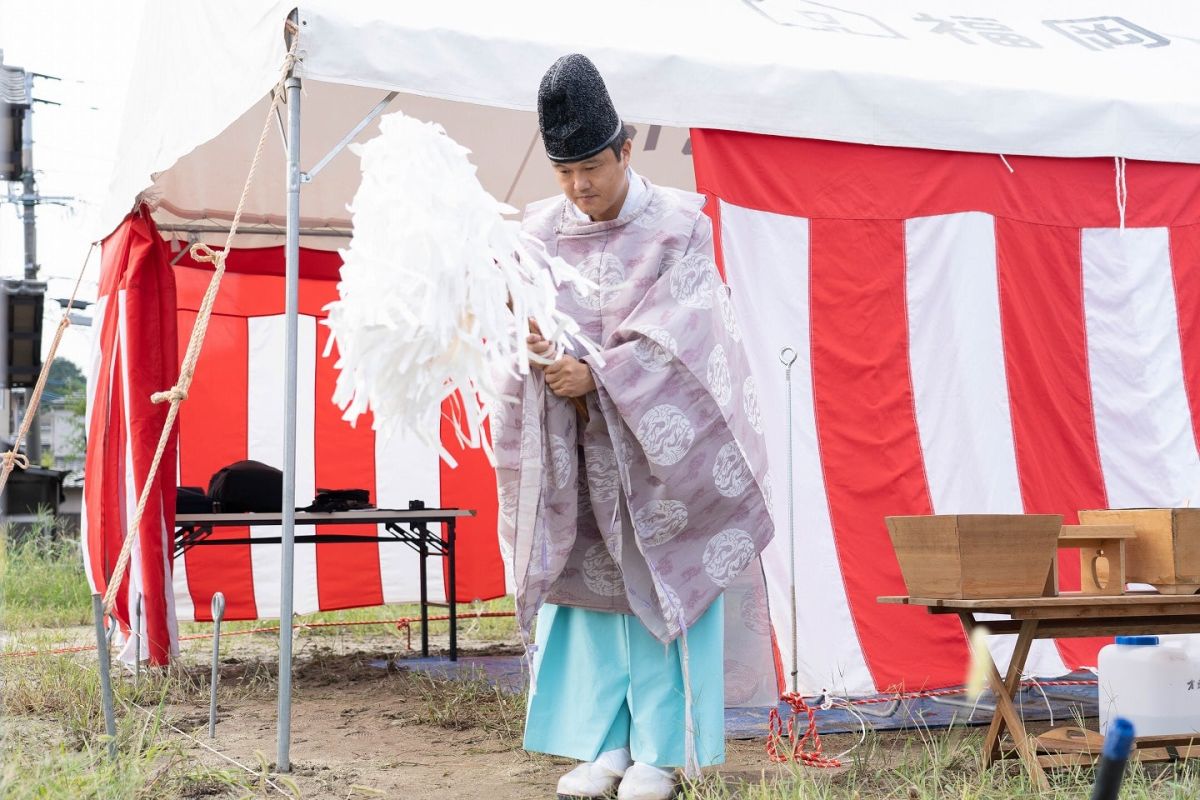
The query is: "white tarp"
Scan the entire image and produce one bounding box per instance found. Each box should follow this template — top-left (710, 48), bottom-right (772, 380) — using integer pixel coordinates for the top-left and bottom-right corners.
top-left (100, 0), bottom-right (1200, 243)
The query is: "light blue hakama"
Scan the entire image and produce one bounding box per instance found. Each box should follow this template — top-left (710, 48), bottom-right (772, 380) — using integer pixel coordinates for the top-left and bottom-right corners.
top-left (523, 596), bottom-right (725, 768)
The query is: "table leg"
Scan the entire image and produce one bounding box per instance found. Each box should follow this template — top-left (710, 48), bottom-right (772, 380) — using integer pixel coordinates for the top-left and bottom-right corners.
top-left (980, 617), bottom-right (1037, 759)
top-left (447, 519), bottom-right (457, 662)
top-left (959, 613), bottom-right (1048, 791)
top-left (419, 524), bottom-right (429, 658)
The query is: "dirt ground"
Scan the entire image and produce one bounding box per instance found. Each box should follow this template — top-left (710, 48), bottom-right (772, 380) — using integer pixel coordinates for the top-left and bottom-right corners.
top-left (165, 632), bottom-right (806, 799)
top-left (179, 682), bottom-right (780, 799)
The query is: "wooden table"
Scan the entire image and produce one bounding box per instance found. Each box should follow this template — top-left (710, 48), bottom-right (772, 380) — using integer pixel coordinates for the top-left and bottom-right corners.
top-left (176, 505), bottom-right (475, 660)
top-left (878, 593), bottom-right (1200, 790)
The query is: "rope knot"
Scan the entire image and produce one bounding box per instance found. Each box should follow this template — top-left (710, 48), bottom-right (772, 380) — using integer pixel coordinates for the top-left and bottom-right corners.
top-left (2, 450), bottom-right (30, 470)
top-left (188, 242), bottom-right (228, 268)
top-left (151, 386), bottom-right (189, 405)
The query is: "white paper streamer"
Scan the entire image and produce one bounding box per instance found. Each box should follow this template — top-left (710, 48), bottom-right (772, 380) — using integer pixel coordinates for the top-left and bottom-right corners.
top-left (324, 112), bottom-right (599, 466)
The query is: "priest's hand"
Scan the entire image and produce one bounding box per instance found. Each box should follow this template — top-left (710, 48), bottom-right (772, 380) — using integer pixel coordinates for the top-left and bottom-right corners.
top-left (527, 321), bottom-right (555, 365)
top-left (544, 355), bottom-right (596, 398)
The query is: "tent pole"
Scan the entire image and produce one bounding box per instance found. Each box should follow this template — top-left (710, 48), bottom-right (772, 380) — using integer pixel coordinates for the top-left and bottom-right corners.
top-left (156, 223), bottom-right (351, 239)
top-left (303, 91), bottom-right (398, 183)
top-left (276, 65), bottom-right (302, 774)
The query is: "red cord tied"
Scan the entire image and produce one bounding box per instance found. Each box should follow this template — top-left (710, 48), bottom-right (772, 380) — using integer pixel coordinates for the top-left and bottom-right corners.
top-left (0, 611), bottom-right (520, 660)
top-left (395, 617), bottom-right (415, 650)
top-left (766, 692), bottom-right (843, 769)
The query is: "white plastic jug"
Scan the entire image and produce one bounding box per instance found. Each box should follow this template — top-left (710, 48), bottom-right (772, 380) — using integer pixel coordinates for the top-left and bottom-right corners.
top-left (1097, 635), bottom-right (1200, 736)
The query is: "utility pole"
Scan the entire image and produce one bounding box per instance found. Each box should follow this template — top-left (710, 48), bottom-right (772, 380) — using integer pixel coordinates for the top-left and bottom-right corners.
top-left (1, 53), bottom-right (67, 467)
top-left (20, 69), bottom-right (39, 462)
top-left (21, 70), bottom-right (34, 281)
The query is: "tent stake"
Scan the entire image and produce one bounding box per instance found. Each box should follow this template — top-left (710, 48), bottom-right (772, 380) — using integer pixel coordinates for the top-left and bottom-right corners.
top-left (209, 592), bottom-right (226, 738)
top-left (276, 59), bottom-right (303, 774)
top-left (91, 593), bottom-right (118, 760)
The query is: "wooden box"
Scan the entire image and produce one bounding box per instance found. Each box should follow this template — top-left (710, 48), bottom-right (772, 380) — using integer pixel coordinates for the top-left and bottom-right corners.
top-left (1078, 509), bottom-right (1200, 594)
top-left (886, 514), bottom-right (1063, 599)
top-left (1055, 524), bottom-right (1135, 596)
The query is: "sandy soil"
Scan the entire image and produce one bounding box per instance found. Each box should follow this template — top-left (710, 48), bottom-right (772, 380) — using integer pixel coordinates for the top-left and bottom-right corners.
top-left (181, 684), bottom-right (779, 799)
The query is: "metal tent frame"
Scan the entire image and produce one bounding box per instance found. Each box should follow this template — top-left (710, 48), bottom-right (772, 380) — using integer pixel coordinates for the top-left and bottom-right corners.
top-left (273, 19), bottom-right (401, 771)
top-left (277, 58), bottom-right (301, 773)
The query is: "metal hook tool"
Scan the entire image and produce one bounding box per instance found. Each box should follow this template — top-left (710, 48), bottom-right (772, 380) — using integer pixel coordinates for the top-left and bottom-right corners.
top-left (209, 592), bottom-right (226, 738)
top-left (779, 346), bottom-right (799, 693)
top-left (133, 592), bottom-right (143, 686)
top-left (90, 594), bottom-right (117, 760)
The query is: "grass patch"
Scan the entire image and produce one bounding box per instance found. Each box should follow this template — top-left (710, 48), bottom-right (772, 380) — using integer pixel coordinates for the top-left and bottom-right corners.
top-left (681, 729), bottom-right (1200, 799)
top-left (404, 668), bottom-right (528, 748)
top-left (0, 649), bottom-right (270, 799)
top-left (0, 723), bottom-right (268, 800)
top-left (0, 516), bottom-right (92, 630)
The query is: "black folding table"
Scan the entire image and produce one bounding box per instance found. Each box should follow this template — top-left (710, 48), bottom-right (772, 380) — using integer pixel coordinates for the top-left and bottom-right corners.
top-left (174, 505), bottom-right (475, 660)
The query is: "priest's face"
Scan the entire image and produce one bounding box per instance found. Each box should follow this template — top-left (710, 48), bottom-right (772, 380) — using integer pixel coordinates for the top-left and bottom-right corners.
top-left (553, 140), bottom-right (633, 222)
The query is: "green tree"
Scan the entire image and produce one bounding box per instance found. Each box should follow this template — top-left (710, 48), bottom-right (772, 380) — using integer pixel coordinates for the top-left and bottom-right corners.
top-left (44, 359), bottom-right (87, 466)
top-left (45, 359), bottom-right (85, 397)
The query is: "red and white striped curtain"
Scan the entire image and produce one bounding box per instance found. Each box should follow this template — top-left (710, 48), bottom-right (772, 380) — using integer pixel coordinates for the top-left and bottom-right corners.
top-left (84, 208), bottom-right (180, 665)
top-left (693, 131), bottom-right (1200, 695)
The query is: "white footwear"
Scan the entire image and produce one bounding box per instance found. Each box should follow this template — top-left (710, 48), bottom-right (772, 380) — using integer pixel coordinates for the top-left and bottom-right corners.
top-left (557, 748), bottom-right (632, 799)
top-left (616, 762), bottom-right (677, 800)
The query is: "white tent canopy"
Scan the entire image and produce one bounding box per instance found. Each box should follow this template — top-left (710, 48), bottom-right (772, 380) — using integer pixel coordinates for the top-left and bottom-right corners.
top-left (101, 0), bottom-right (1200, 244)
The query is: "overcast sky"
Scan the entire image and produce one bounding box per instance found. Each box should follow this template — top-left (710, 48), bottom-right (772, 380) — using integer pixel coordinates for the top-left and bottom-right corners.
top-left (0, 0), bottom-right (146, 374)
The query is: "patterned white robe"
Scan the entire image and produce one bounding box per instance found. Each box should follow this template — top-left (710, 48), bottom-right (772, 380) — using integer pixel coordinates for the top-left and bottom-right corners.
top-left (494, 178), bottom-right (775, 645)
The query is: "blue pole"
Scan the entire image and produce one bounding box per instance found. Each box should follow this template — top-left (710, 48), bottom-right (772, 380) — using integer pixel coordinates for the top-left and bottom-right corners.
top-left (1090, 717), bottom-right (1135, 800)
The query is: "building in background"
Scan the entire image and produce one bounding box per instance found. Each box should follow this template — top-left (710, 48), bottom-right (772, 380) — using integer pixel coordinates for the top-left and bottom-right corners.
top-left (0, 435), bottom-right (66, 530)
top-left (1, 367), bottom-right (86, 530)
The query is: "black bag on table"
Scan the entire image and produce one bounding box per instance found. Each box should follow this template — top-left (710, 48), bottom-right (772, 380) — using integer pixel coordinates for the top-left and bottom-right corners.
top-left (208, 460), bottom-right (283, 513)
top-left (176, 486), bottom-right (215, 514)
top-left (302, 488), bottom-right (372, 513)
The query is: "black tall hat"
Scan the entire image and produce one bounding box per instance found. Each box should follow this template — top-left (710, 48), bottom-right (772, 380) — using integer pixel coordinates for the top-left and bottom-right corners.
top-left (538, 54), bottom-right (622, 163)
